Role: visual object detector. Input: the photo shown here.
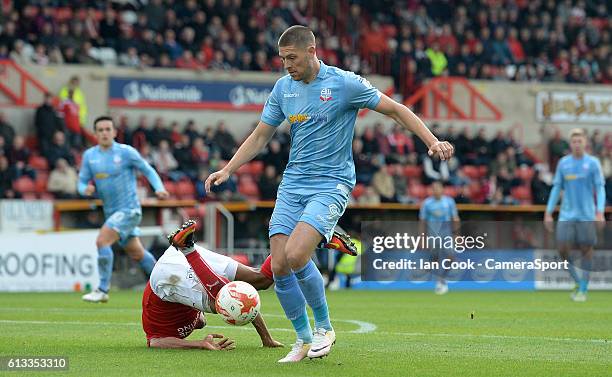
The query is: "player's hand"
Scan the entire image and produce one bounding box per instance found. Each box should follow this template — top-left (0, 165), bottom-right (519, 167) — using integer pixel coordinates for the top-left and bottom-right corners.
top-left (595, 212), bottom-right (605, 230)
top-left (84, 184), bottom-right (96, 196)
top-left (202, 334), bottom-right (235, 351)
top-left (544, 212), bottom-right (554, 233)
top-left (205, 169), bottom-right (230, 193)
top-left (262, 338), bottom-right (284, 348)
top-left (428, 141), bottom-right (454, 161)
top-left (155, 190), bottom-right (170, 200)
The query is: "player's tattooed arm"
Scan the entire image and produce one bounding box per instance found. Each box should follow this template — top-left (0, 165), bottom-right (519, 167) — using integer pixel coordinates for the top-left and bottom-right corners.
top-left (251, 313), bottom-right (284, 348)
top-left (149, 334), bottom-right (235, 350)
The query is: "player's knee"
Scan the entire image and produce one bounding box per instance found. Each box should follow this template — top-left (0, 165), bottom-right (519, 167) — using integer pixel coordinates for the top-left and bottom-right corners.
top-left (95, 236), bottom-right (111, 249)
top-left (271, 258), bottom-right (290, 277)
top-left (285, 248), bottom-right (308, 271)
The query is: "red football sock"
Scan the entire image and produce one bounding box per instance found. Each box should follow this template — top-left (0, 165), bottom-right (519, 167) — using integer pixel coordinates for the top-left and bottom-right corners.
top-left (185, 252), bottom-right (229, 302)
top-left (260, 255), bottom-right (273, 280)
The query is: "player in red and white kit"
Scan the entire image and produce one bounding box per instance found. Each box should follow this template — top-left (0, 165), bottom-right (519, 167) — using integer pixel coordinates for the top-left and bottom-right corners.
top-left (142, 219), bottom-right (357, 349)
top-left (142, 220), bottom-right (279, 349)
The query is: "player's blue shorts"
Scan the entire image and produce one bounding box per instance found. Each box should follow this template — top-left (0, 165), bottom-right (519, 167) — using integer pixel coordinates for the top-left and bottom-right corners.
top-left (556, 221), bottom-right (597, 247)
top-left (104, 208), bottom-right (142, 247)
top-left (269, 183), bottom-right (351, 242)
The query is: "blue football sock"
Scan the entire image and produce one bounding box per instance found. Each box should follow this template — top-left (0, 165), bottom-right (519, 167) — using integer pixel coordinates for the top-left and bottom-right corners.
top-left (274, 273), bottom-right (312, 343)
top-left (139, 250), bottom-right (156, 277)
top-left (567, 260), bottom-right (581, 285)
top-left (580, 258), bottom-right (592, 293)
top-left (98, 245), bottom-right (114, 293)
top-left (295, 260), bottom-right (332, 331)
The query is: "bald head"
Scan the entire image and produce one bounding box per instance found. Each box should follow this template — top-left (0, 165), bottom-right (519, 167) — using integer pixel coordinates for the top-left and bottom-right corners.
top-left (278, 25), bottom-right (315, 48)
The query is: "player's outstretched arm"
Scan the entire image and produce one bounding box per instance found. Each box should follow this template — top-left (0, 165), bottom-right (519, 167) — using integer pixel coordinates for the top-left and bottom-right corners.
top-left (205, 121), bottom-right (277, 193)
top-left (126, 146), bottom-right (169, 199)
top-left (251, 313), bottom-right (284, 348)
top-left (149, 334), bottom-right (235, 350)
top-left (374, 94), bottom-right (454, 160)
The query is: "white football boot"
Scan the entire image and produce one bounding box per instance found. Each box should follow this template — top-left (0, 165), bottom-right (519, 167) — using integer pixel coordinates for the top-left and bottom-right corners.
top-left (307, 328), bottom-right (336, 359)
top-left (278, 339), bottom-right (311, 363)
top-left (82, 289), bottom-right (109, 303)
top-left (570, 291), bottom-right (587, 302)
top-left (435, 280), bottom-right (449, 295)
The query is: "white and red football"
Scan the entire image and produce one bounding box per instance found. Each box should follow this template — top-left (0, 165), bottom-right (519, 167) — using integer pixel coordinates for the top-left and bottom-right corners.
top-left (215, 281), bottom-right (261, 326)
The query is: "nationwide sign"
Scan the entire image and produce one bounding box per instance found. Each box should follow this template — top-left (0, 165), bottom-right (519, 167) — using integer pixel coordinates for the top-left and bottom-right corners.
top-left (108, 77), bottom-right (273, 111)
top-left (536, 91), bottom-right (612, 124)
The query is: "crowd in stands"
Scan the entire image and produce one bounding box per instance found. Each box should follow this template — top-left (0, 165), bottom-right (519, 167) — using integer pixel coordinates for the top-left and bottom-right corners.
top-left (2, 99), bottom-right (612, 207)
top-left (0, 0), bottom-right (610, 100)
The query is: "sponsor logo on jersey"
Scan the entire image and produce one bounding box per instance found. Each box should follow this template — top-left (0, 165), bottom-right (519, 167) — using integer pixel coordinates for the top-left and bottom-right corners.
top-left (95, 173), bottom-right (110, 179)
top-left (284, 93), bottom-right (300, 98)
top-left (288, 113), bottom-right (329, 124)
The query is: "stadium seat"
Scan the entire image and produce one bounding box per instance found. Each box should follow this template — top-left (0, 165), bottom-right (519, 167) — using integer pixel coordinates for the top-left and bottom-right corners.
top-left (29, 155), bottom-right (49, 171)
top-left (403, 165), bottom-right (423, 178)
top-left (230, 253), bottom-right (250, 266)
top-left (511, 186), bottom-right (532, 202)
top-left (21, 193), bottom-right (38, 200)
top-left (39, 192), bottom-right (55, 200)
top-left (13, 177), bottom-right (36, 194)
top-left (516, 166), bottom-right (535, 181)
top-left (409, 183), bottom-right (427, 200)
top-left (25, 136), bottom-right (39, 151)
top-left (163, 181), bottom-right (178, 197)
top-left (462, 165), bottom-right (480, 179)
top-left (176, 181), bottom-right (196, 199)
top-left (352, 183), bottom-right (366, 200)
top-left (478, 165), bottom-right (488, 176)
top-left (35, 172), bottom-right (49, 193)
top-left (238, 176), bottom-right (260, 199)
top-left (443, 186), bottom-right (459, 197)
top-left (249, 161), bottom-right (265, 176)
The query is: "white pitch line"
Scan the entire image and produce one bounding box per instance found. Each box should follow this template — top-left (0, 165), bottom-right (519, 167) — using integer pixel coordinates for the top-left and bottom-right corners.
top-left (379, 330), bottom-right (611, 345)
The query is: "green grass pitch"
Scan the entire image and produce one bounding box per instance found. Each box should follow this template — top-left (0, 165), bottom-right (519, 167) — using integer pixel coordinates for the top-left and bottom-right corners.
top-left (1, 290), bottom-right (611, 377)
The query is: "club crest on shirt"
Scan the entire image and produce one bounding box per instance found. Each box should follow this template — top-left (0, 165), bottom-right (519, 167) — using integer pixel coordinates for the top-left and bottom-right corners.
top-left (113, 155), bottom-right (122, 164)
top-left (320, 88), bottom-right (332, 102)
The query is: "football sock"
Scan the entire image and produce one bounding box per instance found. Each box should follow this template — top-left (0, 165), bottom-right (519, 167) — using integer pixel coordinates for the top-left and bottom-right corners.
top-left (580, 257), bottom-right (592, 292)
top-left (97, 245), bottom-right (114, 293)
top-left (184, 249), bottom-right (229, 302)
top-left (274, 273), bottom-right (312, 343)
top-left (139, 250), bottom-right (156, 277)
top-left (567, 260), bottom-right (581, 285)
top-left (295, 260), bottom-right (332, 331)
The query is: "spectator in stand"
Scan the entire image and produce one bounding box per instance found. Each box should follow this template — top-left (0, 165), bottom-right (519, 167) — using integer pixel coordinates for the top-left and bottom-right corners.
top-left (258, 165), bottom-right (280, 200)
top-left (131, 115), bottom-right (150, 151)
top-left (353, 138), bottom-right (376, 185)
top-left (58, 90), bottom-right (82, 148)
top-left (59, 76), bottom-right (88, 129)
top-left (0, 112), bottom-right (16, 148)
top-left (548, 129), bottom-right (569, 169)
top-left (360, 127), bottom-right (380, 156)
top-left (184, 120), bottom-right (201, 145)
top-left (487, 187), bottom-right (517, 205)
top-left (7, 135), bottom-right (35, 180)
top-left (454, 185), bottom-right (472, 204)
top-left (472, 128), bottom-right (490, 166)
top-left (391, 164), bottom-right (411, 204)
top-left (454, 127), bottom-right (476, 165)
top-left (44, 130), bottom-right (74, 169)
top-left (531, 168), bottom-right (551, 205)
top-left (191, 137), bottom-right (210, 170)
top-left (174, 134), bottom-right (198, 180)
top-left (423, 154), bottom-right (450, 185)
top-left (386, 124), bottom-right (413, 164)
top-left (115, 114), bottom-right (133, 146)
top-left (149, 117), bottom-right (170, 147)
top-left (35, 93), bottom-right (65, 154)
top-left (47, 158), bottom-right (78, 199)
top-left (358, 186), bottom-right (381, 205)
top-left (169, 121), bottom-right (182, 144)
top-left (372, 164), bottom-right (395, 203)
top-left (0, 155), bottom-right (19, 199)
top-left (261, 139), bottom-right (287, 174)
top-left (151, 140), bottom-right (181, 181)
top-left (212, 121), bottom-right (237, 160)
top-left (489, 130), bottom-right (509, 158)
top-left (0, 135), bottom-right (5, 157)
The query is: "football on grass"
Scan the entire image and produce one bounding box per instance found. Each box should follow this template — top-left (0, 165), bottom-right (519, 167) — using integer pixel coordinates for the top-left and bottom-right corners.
top-left (215, 281), bottom-right (261, 326)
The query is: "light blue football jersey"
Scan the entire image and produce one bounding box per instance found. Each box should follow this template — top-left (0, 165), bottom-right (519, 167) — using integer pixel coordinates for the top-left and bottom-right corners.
top-left (420, 195), bottom-right (458, 237)
top-left (78, 142), bottom-right (164, 217)
top-left (261, 61), bottom-right (382, 192)
top-left (547, 154), bottom-right (605, 221)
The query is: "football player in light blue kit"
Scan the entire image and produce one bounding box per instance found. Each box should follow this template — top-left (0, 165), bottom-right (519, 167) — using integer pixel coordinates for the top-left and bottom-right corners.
top-left (205, 26), bottom-right (454, 362)
top-left (545, 128), bottom-right (605, 302)
top-left (419, 181), bottom-right (460, 295)
top-left (78, 116), bottom-right (169, 303)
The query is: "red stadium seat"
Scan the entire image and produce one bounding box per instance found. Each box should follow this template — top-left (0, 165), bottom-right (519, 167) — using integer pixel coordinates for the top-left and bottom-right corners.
top-left (249, 161), bottom-right (265, 176)
top-left (163, 181), bottom-right (178, 197)
top-left (478, 165), bottom-right (488, 176)
top-left (230, 253), bottom-right (250, 266)
top-left (443, 186), bottom-right (459, 197)
top-left (516, 166), bottom-right (535, 181)
top-left (511, 186), bottom-right (532, 202)
top-left (29, 155), bottom-right (49, 171)
top-left (238, 180), bottom-right (260, 199)
top-left (13, 177), bottom-right (36, 194)
top-left (409, 183), bottom-right (427, 200)
top-left (403, 165), bottom-right (423, 178)
top-left (176, 181), bottom-right (196, 199)
top-left (35, 172), bottom-right (49, 193)
top-left (462, 165), bottom-right (480, 179)
top-left (39, 192), bottom-right (55, 200)
top-left (21, 193), bottom-right (38, 200)
top-left (352, 183), bottom-right (365, 199)
top-left (25, 136), bottom-right (39, 151)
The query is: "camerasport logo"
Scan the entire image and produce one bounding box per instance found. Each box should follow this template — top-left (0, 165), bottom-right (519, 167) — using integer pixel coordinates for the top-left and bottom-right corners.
top-left (320, 88), bottom-right (332, 102)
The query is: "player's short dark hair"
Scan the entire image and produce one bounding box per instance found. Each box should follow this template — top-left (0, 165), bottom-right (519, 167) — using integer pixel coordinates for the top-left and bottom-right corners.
top-left (93, 115), bottom-right (114, 131)
top-left (278, 25), bottom-right (315, 48)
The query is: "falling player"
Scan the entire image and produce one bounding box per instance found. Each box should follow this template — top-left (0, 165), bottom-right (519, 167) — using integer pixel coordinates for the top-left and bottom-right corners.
top-left (545, 128), bottom-right (605, 302)
top-left (78, 116), bottom-right (169, 303)
top-left (419, 181), bottom-right (460, 295)
top-left (205, 25), bottom-right (453, 362)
